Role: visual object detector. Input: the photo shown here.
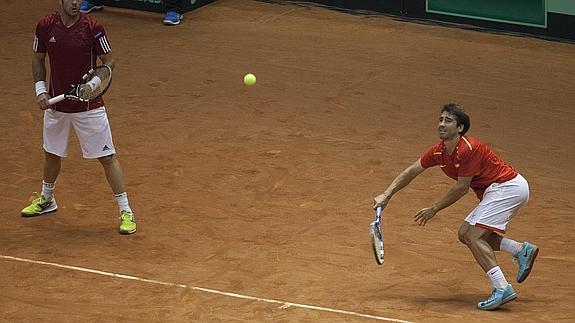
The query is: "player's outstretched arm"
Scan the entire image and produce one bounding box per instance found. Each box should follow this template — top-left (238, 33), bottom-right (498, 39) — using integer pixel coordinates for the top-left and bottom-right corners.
top-left (414, 176), bottom-right (471, 226)
top-left (374, 159), bottom-right (426, 209)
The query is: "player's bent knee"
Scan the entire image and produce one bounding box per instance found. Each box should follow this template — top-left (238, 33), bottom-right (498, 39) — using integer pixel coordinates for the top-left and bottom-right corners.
top-left (459, 229), bottom-right (482, 246)
top-left (457, 225), bottom-right (468, 244)
top-left (462, 233), bottom-right (475, 246)
top-left (458, 232), bottom-right (466, 244)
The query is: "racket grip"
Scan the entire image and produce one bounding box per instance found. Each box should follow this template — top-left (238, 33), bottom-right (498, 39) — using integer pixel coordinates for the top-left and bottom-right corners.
top-left (375, 206), bottom-right (383, 217)
top-left (48, 94), bottom-right (66, 105)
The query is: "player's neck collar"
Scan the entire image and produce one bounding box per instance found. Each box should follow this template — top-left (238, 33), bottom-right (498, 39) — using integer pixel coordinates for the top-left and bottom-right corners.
top-left (59, 11), bottom-right (81, 28)
top-left (443, 135), bottom-right (461, 154)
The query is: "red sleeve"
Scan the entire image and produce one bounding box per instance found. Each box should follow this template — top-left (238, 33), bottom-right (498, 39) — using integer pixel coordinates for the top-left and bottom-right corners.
top-left (92, 23), bottom-right (111, 55)
top-left (457, 144), bottom-right (482, 177)
top-left (33, 18), bottom-right (48, 53)
top-left (420, 145), bottom-right (440, 168)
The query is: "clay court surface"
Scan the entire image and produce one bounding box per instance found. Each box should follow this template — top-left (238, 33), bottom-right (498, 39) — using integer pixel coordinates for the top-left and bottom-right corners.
top-left (1, 0), bottom-right (574, 321)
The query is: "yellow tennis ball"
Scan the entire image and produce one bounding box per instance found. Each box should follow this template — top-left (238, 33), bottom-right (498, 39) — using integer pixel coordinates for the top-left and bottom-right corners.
top-left (243, 73), bottom-right (256, 86)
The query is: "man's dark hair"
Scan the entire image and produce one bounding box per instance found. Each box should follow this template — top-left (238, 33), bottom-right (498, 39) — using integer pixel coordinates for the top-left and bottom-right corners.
top-left (442, 103), bottom-right (470, 136)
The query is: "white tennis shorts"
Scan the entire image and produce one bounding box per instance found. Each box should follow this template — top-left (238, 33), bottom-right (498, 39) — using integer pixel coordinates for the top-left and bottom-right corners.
top-left (43, 107), bottom-right (116, 159)
top-left (465, 174), bottom-right (529, 233)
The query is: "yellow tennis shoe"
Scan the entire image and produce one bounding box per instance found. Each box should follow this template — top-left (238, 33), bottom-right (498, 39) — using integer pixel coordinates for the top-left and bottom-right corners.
top-left (119, 210), bottom-right (137, 234)
top-left (21, 193), bottom-right (58, 217)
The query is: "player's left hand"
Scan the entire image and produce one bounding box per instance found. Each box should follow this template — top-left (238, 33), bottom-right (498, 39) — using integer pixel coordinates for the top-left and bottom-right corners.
top-left (37, 93), bottom-right (51, 110)
top-left (414, 207), bottom-right (438, 226)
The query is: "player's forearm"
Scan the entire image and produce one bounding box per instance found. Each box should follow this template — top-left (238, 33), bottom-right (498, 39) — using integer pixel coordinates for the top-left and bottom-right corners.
top-left (383, 169), bottom-right (419, 200)
top-left (431, 185), bottom-right (468, 212)
top-left (99, 54), bottom-right (115, 70)
top-left (375, 160), bottom-right (424, 207)
top-left (32, 57), bottom-right (46, 82)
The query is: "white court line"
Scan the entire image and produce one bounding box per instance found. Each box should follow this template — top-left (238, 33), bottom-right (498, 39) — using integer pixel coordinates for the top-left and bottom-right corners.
top-left (0, 254), bottom-right (412, 323)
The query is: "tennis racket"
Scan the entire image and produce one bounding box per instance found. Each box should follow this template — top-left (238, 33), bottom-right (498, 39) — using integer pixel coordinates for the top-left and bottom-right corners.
top-left (48, 65), bottom-right (112, 105)
top-left (370, 205), bottom-right (385, 265)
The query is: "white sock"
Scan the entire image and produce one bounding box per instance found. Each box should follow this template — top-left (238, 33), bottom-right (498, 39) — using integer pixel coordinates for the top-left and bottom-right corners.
top-left (41, 181), bottom-right (55, 201)
top-left (115, 192), bottom-right (132, 213)
top-left (500, 237), bottom-right (523, 255)
top-left (487, 266), bottom-right (509, 289)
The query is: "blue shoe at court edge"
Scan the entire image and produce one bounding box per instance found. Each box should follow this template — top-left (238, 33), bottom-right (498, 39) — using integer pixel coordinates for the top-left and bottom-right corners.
top-left (514, 242), bottom-right (539, 283)
top-left (477, 285), bottom-right (517, 310)
top-left (80, 1), bottom-right (104, 14)
top-left (163, 11), bottom-right (183, 25)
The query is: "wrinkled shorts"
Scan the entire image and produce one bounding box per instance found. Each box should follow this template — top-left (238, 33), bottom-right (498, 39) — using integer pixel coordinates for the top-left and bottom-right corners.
top-left (43, 107), bottom-right (115, 159)
top-left (465, 174), bottom-right (529, 233)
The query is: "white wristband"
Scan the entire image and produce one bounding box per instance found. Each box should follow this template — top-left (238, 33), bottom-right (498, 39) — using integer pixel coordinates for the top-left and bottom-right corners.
top-left (35, 80), bottom-right (47, 96)
top-left (85, 76), bottom-right (102, 90)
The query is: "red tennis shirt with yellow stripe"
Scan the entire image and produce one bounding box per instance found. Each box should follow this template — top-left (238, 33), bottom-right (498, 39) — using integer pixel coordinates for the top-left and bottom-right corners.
top-left (33, 11), bottom-right (111, 113)
top-left (420, 136), bottom-right (517, 200)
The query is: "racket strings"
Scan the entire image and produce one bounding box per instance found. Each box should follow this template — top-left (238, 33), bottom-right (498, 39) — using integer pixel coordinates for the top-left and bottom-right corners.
top-left (371, 212), bottom-right (384, 265)
top-left (77, 66), bottom-right (112, 101)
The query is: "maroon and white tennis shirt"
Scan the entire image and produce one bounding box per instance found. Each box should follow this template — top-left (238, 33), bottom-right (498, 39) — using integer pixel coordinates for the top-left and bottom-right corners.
top-left (34, 11), bottom-right (111, 113)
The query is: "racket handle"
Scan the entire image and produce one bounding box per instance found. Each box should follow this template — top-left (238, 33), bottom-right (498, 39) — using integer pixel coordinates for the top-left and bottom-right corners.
top-left (48, 94), bottom-right (65, 106)
top-left (375, 205), bottom-right (383, 217)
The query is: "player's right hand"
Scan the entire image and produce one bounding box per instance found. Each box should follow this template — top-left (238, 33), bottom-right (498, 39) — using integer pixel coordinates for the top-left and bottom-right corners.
top-left (373, 194), bottom-right (390, 210)
top-left (37, 93), bottom-right (51, 110)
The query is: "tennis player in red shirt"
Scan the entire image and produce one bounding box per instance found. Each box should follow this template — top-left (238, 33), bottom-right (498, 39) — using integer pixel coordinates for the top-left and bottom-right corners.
top-left (374, 103), bottom-right (538, 310)
top-left (22, 0), bottom-right (136, 234)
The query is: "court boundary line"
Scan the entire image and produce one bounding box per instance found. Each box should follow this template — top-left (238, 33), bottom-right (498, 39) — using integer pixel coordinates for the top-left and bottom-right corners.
top-left (1, 254), bottom-right (412, 323)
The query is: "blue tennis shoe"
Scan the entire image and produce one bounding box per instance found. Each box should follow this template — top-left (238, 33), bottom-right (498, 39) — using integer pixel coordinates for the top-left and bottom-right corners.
top-left (514, 242), bottom-right (539, 283)
top-left (477, 284), bottom-right (516, 310)
top-left (163, 11), bottom-right (183, 25)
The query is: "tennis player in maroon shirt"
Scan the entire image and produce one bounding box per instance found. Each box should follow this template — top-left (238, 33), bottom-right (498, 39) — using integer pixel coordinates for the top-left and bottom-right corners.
top-left (374, 103), bottom-right (538, 310)
top-left (22, 0), bottom-right (136, 234)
